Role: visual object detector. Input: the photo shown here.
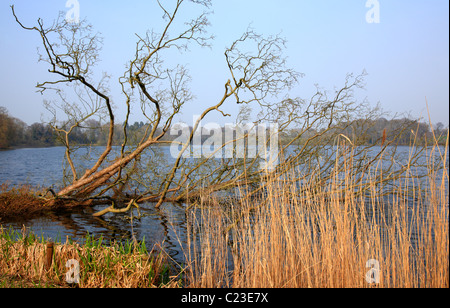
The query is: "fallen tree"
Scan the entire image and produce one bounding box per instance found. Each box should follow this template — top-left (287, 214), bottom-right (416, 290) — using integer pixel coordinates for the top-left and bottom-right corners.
top-left (10, 1), bottom-right (428, 217)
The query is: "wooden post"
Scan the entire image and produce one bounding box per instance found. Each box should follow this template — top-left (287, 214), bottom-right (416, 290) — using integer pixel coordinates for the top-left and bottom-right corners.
top-left (46, 242), bottom-right (54, 271)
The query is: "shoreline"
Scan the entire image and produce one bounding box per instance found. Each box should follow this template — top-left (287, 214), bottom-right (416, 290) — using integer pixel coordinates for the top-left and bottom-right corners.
top-left (2, 142), bottom-right (449, 153)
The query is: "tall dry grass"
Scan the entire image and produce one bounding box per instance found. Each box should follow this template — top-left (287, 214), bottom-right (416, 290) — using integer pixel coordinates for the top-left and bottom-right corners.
top-left (184, 141), bottom-right (449, 288)
top-left (0, 229), bottom-right (177, 288)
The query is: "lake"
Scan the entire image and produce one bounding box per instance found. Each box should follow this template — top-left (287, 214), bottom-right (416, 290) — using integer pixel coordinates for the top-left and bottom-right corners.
top-left (0, 145), bottom-right (448, 265)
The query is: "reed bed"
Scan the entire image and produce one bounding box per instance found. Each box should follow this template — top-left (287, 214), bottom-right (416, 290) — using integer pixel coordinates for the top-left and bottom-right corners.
top-left (1, 140), bottom-right (448, 288)
top-left (0, 184), bottom-right (49, 220)
top-left (0, 228), bottom-right (178, 288)
top-left (183, 142), bottom-right (449, 288)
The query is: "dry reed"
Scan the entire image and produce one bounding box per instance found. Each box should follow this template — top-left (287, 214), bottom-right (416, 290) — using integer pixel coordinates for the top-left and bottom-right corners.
top-left (0, 229), bottom-right (178, 288)
top-left (0, 184), bottom-right (49, 220)
top-left (183, 140), bottom-right (449, 288)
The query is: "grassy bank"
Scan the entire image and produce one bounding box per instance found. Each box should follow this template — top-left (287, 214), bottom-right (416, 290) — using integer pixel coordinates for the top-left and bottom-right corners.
top-left (0, 228), bottom-right (180, 288)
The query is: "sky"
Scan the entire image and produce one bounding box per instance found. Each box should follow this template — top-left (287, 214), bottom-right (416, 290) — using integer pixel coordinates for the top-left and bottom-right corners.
top-left (0, 0), bottom-right (448, 127)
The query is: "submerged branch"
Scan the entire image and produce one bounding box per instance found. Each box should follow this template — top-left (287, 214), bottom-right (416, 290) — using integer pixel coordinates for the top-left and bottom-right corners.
top-left (93, 199), bottom-right (139, 217)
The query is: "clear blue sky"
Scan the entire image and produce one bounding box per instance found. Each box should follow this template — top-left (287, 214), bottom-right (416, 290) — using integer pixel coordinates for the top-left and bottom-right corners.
top-left (1, 0), bottom-right (448, 127)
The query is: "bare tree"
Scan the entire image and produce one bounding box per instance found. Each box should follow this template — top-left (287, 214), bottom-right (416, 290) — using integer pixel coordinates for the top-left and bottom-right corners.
top-left (11, 1), bottom-right (425, 216)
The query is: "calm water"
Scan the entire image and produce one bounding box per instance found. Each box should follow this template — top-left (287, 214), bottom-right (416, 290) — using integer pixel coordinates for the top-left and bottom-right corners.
top-left (0, 145), bottom-right (448, 264)
top-left (0, 147), bottom-right (66, 187)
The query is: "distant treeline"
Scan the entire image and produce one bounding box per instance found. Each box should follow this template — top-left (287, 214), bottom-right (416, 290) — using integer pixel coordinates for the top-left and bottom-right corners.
top-left (1, 106), bottom-right (448, 149)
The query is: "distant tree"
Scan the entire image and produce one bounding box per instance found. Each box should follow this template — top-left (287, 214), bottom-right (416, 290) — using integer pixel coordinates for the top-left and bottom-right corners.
top-left (435, 122), bottom-right (444, 133)
top-left (0, 107), bottom-right (29, 148)
top-left (26, 122), bottom-right (56, 146)
top-left (0, 107), bottom-right (12, 149)
top-left (84, 119), bottom-right (102, 145)
top-left (433, 122), bottom-right (448, 145)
